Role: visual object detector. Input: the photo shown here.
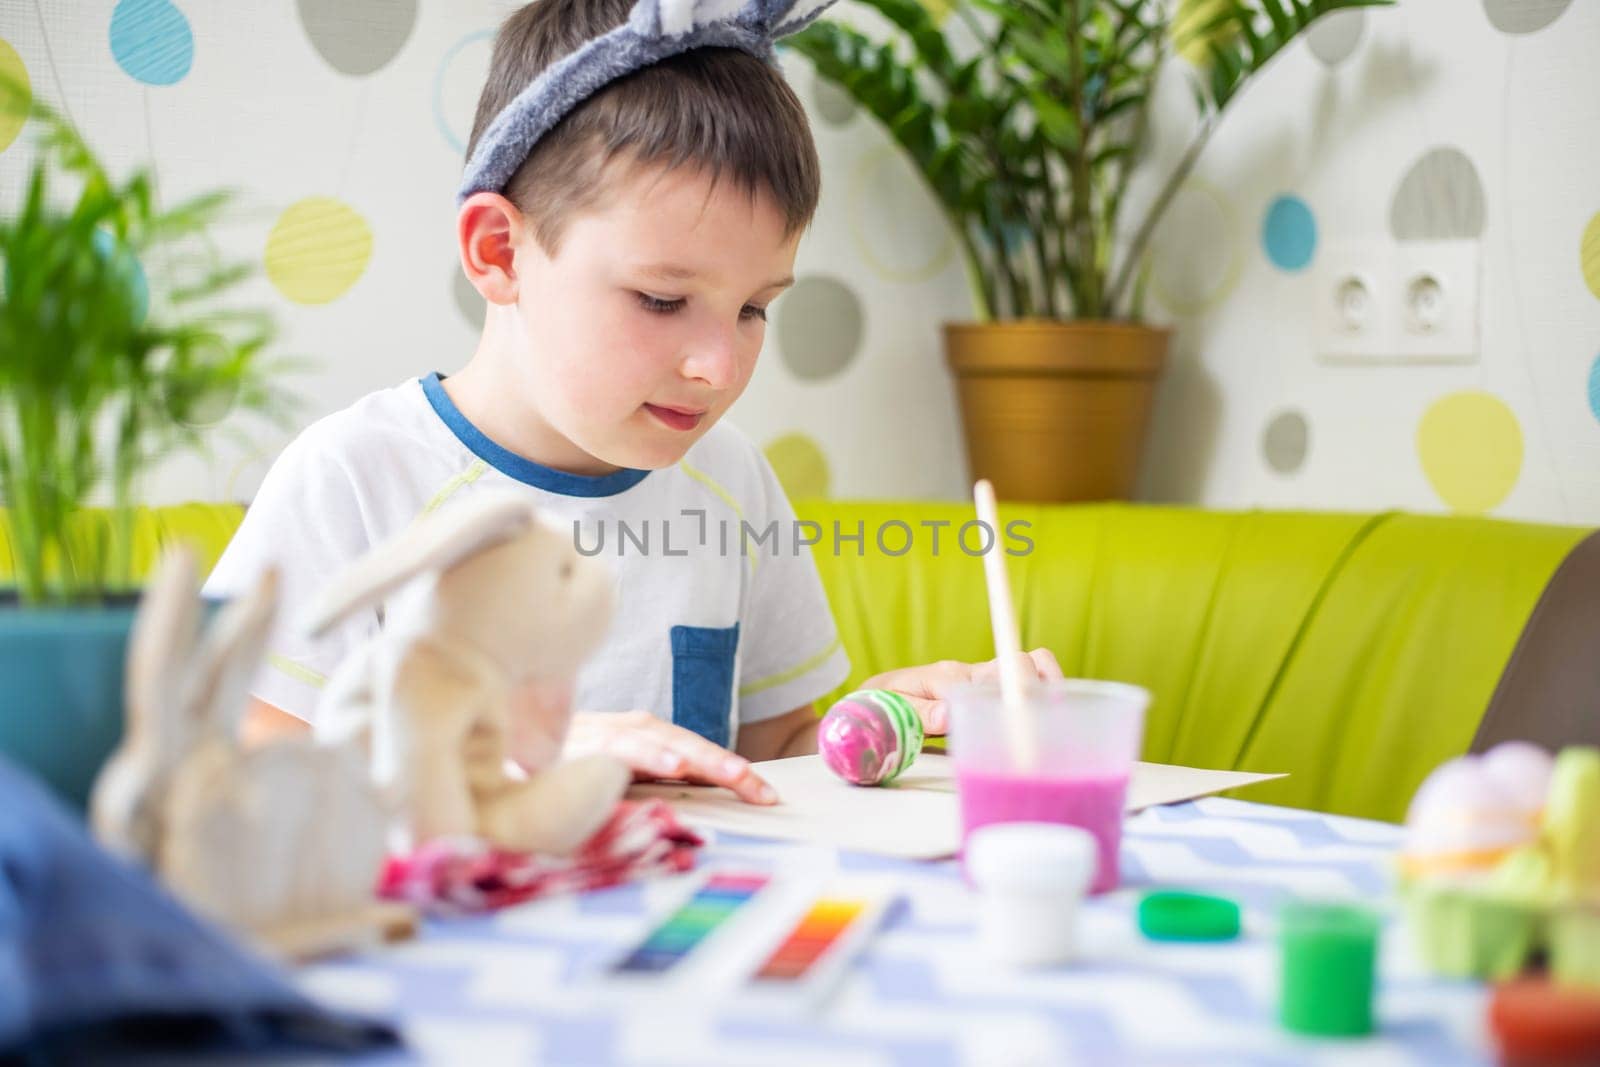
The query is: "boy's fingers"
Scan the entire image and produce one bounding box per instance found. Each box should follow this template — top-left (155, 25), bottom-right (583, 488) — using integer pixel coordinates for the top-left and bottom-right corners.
top-left (1028, 647), bottom-right (1065, 681)
top-left (862, 659), bottom-right (970, 702)
top-left (977, 651), bottom-right (1056, 687)
top-left (661, 728), bottom-right (745, 774)
top-left (675, 758), bottom-right (777, 804)
top-left (726, 768), bottom-right (780, 805)
top-left (655, 730), bottom-right (779, 804)
top-left (564, 714), bottom-right (776, 803)
top-left (850, 652), bottom-right (1064, 741)
top-left (864, 662), bottom-right (980, 736)
top-left (910, 695), bottom-right (948, 736)
top-left (601, 730), bottom-right (686, 778)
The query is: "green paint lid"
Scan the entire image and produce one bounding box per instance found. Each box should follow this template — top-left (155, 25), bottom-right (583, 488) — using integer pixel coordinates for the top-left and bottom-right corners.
top-left (1138, 891), bottom-right (1242, 942)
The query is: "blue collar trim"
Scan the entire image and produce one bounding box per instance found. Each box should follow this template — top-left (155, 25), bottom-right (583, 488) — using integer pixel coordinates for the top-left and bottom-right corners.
top-left (420, 373), bottom-right (651, 498)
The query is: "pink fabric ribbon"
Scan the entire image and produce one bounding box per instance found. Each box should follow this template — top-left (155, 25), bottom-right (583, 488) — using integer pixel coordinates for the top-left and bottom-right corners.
top-left (378, 799), bottom-right (703, 914)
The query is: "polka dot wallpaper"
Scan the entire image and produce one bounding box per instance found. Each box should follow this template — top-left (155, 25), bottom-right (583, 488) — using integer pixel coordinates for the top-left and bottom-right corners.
top-left (1138, 0), bottom-right (1599, 522)
top-left (1262, 195), bottom-right (1317, 272)
top-left (1582, 212), bottom-right (1600, 302)
top-left (1305, 10), bottom-right (1364, 67)
top-left (1416, 390), bottom-right (1525, 514)
top-left (1150, 180), bottom-right (1243, 314)
top-left (0, 37), bottom-right (30, 152)
top-left (1588, 354), bottom-right (1600, 426)
top-left (297, 0), bottom-right (417, 77)
top-left (0, 0), bottom-right (1597, 524)
top-left (1262, 410), bottom-right (1310, 475)
top-left (776, 275), bottom-right (864, 382)
top-left (263, 197), bottom-right (374, 306)
top-left (1388, 146), bottom-right (1487, 242)
top-left (1481, 0), bottom-right (1572, 35)
top-left (109, 0), bottom-right (193, 86)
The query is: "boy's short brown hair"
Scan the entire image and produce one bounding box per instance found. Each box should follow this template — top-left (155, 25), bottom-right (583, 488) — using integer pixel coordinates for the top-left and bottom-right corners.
top-left (467, 0), bottom-right (822, 253)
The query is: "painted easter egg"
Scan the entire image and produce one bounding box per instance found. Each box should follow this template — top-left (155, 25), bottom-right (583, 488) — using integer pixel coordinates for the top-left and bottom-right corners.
top-left (1402, 752), bottom-right (1544, 879)
top-left (1480, 740), bottom-right (1555, 817)
top-left (818, 689), bottom-right (924, 786)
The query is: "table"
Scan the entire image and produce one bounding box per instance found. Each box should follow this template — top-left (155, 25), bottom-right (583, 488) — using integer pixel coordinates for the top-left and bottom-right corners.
top-left (299, 798), bottom-right (1493, 1065)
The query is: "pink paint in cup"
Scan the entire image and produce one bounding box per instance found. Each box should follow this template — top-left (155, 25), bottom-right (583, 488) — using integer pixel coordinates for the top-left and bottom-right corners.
top-left (948, 679), bottom-right (1149, 894)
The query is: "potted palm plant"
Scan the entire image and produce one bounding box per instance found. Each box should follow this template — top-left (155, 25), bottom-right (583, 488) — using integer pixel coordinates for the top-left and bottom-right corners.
top-left (788, 0), bottom-right (1389, 501)
top-left (0, 84), bottom-right (290, 807)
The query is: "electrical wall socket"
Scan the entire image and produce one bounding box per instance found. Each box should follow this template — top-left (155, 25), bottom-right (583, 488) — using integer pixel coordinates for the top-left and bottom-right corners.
top-left (1312, 239), bottom-right (1481, 363)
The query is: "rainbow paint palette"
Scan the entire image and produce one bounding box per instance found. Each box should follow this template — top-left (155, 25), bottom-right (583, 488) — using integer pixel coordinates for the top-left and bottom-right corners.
top-left (612, 872), bottom-right (772, 975)
top-left (598, 869), bottom-right (897, 1015)
top-left (751, 896), bottom-right (873, 981)
top-left (738, 889), bottom-right (893, 1015)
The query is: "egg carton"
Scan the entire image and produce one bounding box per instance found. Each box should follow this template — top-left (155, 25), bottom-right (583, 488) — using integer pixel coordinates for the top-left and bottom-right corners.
top-left (1399, 742), bottom-right (1600, 990)
top-left (1403, 879), bottom-right (1600, 986)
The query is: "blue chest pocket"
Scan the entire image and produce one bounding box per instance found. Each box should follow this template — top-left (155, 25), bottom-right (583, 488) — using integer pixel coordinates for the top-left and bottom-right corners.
top-left (670, 623), bottom-right (740, 748)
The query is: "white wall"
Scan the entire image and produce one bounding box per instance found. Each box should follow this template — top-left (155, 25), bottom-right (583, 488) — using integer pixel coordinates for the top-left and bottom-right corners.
top-left (1133, 0), bottom-right (1600, 525)
top-left (2, 1), bottom-right (1596, 524)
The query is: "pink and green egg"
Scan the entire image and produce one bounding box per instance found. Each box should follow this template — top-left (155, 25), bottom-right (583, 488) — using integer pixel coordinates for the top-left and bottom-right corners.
top-left (818, 689), bottom-right (924, 786)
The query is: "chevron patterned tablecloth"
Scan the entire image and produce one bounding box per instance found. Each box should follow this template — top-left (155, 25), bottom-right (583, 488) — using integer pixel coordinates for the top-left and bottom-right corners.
top-left (298, 798), bottom-right (1492, 1065)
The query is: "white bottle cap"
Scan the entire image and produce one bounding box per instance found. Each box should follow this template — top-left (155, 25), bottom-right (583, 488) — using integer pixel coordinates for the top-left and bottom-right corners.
top-left (966, 822), bottom-right (1097, 895)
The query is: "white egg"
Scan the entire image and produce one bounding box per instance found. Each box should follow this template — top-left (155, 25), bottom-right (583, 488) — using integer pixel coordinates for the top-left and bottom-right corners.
top-left (1481, 741), bottom-right (1554, 815)
top-left (1403, 755), bottom-right (1538, 872)
top-left (1406, 758), bottom-right (1498, 827)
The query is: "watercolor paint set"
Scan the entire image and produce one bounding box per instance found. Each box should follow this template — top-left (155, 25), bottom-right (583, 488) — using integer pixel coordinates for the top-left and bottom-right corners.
top-left (598, 869), bottom-right (897, 1015)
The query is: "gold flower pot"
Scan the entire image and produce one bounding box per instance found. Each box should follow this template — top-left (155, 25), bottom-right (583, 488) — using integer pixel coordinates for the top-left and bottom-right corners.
top-left (944, 319), bottom-right (1170, 502)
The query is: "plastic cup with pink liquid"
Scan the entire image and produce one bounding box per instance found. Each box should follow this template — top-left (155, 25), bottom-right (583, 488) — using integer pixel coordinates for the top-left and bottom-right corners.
top-left (947, 678), bottom-right (1150, 894)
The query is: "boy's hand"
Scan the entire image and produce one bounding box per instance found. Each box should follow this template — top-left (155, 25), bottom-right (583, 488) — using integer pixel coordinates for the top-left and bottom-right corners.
top-left (858, 649), bottom-right (1064, 735)
top-left (563, 710), bottom-right (779, 806)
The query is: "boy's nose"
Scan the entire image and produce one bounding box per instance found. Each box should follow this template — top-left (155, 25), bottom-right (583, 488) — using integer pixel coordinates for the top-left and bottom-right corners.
top-left (680, 328), bottom-right (742, 390)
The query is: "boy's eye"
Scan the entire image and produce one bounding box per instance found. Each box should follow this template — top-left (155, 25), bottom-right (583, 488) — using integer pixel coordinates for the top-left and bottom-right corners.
top-left (635, 293), bottom-right (768, 322)
top-left (637, 293), bottom-right (684, 314)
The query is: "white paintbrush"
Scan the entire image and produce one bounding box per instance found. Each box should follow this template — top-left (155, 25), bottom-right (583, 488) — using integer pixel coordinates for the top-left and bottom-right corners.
top-left (973, 479), bottom-right (1037, 772)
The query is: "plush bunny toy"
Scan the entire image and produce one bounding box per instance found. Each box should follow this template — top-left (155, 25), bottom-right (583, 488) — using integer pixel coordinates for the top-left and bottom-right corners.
top-left (304, 494), bottom-right (630, 857)
top-left (92, 549), bottom-right (401, 959)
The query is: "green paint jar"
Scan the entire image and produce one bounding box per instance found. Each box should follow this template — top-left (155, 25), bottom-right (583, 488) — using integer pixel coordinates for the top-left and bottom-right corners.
top-left (1279, 900), bottom-right (1380, 1037)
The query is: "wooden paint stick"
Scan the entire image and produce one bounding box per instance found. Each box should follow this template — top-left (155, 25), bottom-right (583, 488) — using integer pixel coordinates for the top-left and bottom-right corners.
top-left (973, 479), bottom-right (1036, 771)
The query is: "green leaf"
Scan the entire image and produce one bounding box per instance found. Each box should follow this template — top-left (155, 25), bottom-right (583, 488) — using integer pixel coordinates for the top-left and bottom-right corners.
top-left (0, 92), bottom-right (294, 601)
top-left (1009, 31), bottom-right (1076, 85)
top-left (1028, 90), bottom-right (1081, 151)
top-left (1222, 2), bottom-right (1265, 66)
top-left (1208, 39), bottom-right (1243, 106)
top-left (1091, 143), bottom-right (1135, 168)
top-left (1092, 90), bottom-right (1146, 124)
top-left (859, 0), bottom-right (962, 85)
top-left (1261, 0), bottom-right (1294, 41)
top-left (798, 0), bottom-right (1391, 324)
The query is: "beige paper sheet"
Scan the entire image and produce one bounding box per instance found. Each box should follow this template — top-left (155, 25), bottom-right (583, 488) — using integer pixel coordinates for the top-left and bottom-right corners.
top-left (627, 754), bottom-right (1284, 860)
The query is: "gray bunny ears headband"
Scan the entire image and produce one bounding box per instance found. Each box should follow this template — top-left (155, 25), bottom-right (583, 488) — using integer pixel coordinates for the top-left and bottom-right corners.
top-left (458, 0), bottom-right (839, 204)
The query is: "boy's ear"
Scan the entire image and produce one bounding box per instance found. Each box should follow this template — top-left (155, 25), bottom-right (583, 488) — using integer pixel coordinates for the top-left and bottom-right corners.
top-left (457, 191), bottom-right (524, 306)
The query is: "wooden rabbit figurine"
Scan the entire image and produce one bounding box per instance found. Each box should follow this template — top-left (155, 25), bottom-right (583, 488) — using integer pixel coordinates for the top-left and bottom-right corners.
top-left (92, 548), bottom-right (407, 959)
top-left (304, 494), bottom-right (630, 857)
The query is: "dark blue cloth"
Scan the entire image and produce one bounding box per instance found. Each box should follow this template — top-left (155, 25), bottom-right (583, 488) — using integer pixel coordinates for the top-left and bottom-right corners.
top-left (670, 623), bottom-right (741, 748)
top-left (0, 755), bottom-right (400, 1060)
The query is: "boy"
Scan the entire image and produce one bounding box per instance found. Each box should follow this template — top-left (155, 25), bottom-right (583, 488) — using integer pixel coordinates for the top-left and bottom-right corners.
top-left (205, 0), bottom-right (1061, 804)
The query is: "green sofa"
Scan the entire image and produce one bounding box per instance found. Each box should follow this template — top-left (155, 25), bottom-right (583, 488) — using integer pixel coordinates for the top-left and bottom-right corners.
top-left (804, 503), bottom-right (1593, 822)
top-left (3, 501), bottom-right (1593, 823)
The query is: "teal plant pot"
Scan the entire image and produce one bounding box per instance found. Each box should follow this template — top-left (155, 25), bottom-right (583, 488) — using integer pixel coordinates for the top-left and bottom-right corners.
top-left (0, 603), bottom-right (137, 811)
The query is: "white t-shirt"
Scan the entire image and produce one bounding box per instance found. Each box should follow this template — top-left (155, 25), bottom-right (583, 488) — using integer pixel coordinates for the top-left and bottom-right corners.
top-left (203, 373), bottom-right (850, 749)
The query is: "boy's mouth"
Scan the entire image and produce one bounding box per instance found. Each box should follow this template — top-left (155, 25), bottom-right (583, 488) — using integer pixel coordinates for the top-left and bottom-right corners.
top-left (644, 403), bottom-right (706, 432)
